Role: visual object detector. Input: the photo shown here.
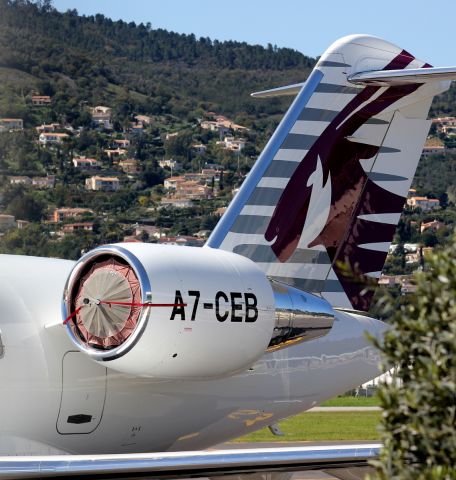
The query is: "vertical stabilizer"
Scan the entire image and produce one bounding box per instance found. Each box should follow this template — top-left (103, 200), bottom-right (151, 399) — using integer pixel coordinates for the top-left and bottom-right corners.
top-left (207, 35), bottom-right (453, 311)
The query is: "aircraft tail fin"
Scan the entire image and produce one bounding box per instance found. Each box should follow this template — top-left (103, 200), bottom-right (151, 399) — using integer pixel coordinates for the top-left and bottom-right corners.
top-left (206, 34), bottom-right (455, 311)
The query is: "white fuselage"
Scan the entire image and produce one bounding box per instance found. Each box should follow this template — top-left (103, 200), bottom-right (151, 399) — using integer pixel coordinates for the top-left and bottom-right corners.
top-left (0, 254), bottom-right (384, 456)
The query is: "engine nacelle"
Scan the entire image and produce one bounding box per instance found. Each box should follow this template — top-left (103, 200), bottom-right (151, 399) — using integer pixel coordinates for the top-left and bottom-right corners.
top-left (63, 243), bottom-right (276, 379)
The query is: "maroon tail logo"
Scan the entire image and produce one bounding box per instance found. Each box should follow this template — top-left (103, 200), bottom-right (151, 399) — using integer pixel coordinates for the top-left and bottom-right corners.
top-left (264, 51), bottom-right (425, 311)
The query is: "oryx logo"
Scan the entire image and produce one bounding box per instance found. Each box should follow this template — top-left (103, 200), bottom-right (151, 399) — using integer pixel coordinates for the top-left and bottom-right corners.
top-left (265, 50), bottom-right (426, 310)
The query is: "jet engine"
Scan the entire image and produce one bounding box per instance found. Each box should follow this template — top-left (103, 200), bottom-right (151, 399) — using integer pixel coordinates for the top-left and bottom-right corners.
top-left (63, 243), bottom-right (276, 379)
top-left (63, 243), bottom-right (336, 380)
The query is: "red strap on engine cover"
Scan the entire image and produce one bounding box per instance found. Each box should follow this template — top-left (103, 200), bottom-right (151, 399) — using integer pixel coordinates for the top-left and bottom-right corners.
top-left (63, 302), bottom-right (187, 325)
top-left (63, 305), bottom-right (84, 325)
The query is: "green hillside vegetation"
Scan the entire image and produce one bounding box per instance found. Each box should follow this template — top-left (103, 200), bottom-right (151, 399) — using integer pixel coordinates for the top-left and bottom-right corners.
top-left (0, 0), bottom-right (318, 258)
top-left (0, 0), bottom-right (314, 124)
top-left (0, 0), bottom-right (455, 300)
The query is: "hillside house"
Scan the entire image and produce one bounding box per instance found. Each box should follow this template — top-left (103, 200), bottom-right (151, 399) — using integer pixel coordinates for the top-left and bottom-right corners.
top-left (195, 230), bottom-right (211, 239)
top-left (405, 252), bottom-right (420, 264)
top-left (113, 138), bottom-right (130, 148)
top-left (130, 122), bottom-right (144, 135)
top-left (214, 206), bottom-right (227, 217)
top-left (91, 106), bottom-right (112, 129)
top-left (16, 220), bottom-right (29, 229)
top-left (158, 159), bottom-right (182, 171)
top-left (432, 116), bottom-right (456, 130)
top-left (422, 137), bottom-right (446, 158)
top-left (214, 115), bottom-right (249, 132)
top-left (9, 174), bottom-right (53, 189)
top-left (164, 171), bottom-right (215, 187)
top-left (176, 180), bottom-right (211, 199)
top-left (31, 176), bottom-right (55, 189)
top-left (9, 176), bottom-right (32, 185)
top-left (157, 235), bottom-right (203, 247)
top-left (191, 144), bottom-right (207, 154)
top-left (39, 132), bottom-right (69, 145)
top-left (422, 145), bottom-right (446, 157)
top-left (36, 123), bottom-right (61, 133)
top-left (0, 118), bottom-right (23, 132)
top-left (122, 236), bottom-right (143, 243)
top-left (160, 197), bottom-right (193, 208)
top-left (119, 158), bottom-right (140, 174)
top-left (31, 95), bottom-right (51, 106)
top-left (164, 176), bottom-right (185, 189)
top-left (53, 207), bottom-right (93, 222)
top-left (378, 275), bottom-right (397, 287)
top-left (200, 115), bottom-right (249, 135)
top-left (104, 148), bottom-right (127, 160)
top-left (85, 176), bottom-right (120, 192)
top-left (403, 243), bottom-right (419, 253)
top-left (134, 224), bottom-right (167, 239)
top-left (178, 172), bottom-right (202, 182)
top-left (420, 219), bottom-right (444, 233)
top-left (0, 214), bottom-right (16, 230)
top-left (200, 120), bottom-right (230, 136)
top-left (62, 222), bottom-right (94, 234)
top-left (204, 162), bottom-right (223, 170)
top-left (442, 125), bottom-right (456, 135)
top-left (201, 168), bottom-right (220, 179)
top-left (165, 132), bottom-right (180, 140)
top-left (134, 115), bottom-right (152, 126)
top-left (73, 157), bottom-right (100, 169)
top-left (216, 136), bottom-right (246, 153)
top-left (407, 196), bottom-right (440, 211)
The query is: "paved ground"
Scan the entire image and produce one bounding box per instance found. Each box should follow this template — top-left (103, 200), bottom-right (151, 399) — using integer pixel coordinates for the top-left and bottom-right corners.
top-left (291, 472), bottom-right (341, 479)
top-left (216, 439), bottom-right (378, 480)
top-left (184, 468), bottom-right (371, 480)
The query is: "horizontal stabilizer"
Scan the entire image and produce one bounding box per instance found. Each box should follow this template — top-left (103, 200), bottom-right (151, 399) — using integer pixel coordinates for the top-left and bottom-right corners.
top-left (251, 82), bottom-right (305, 98)
top-left (252, 67), bottom-right (456, 98)
top-left (348, 66), bottom-right (456, 85)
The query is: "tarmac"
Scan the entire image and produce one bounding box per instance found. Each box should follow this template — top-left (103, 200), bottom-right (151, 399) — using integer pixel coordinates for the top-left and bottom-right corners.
top-left (215, 406), bottom-right (380, 480)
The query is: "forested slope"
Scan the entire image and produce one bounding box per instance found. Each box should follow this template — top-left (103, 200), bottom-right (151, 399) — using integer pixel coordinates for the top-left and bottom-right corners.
top-left (0, 0), bottom-right (316, 124)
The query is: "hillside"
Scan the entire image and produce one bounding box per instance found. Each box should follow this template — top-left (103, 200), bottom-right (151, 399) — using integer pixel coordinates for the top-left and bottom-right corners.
top-left (1, 1), bottom-right (455, 126)
top-left (0, 0), bottom-right (315, 126)
top-left (0, 0), bottom-right (455, 307)
top-left (0, 1), bottom-right (316, 257)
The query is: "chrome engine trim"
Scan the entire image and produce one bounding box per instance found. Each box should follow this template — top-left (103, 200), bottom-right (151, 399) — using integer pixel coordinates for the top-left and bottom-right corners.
top-left (62, 244), bottom-right (152, 361)
top-left (268, 280), bottom-right (335, 351)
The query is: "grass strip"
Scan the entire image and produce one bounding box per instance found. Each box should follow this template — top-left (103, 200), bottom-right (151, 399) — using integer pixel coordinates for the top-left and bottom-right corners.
top-left (235, 411), bottom-right (381, 442)
top-left (320, 395), bottom-right (379, 407)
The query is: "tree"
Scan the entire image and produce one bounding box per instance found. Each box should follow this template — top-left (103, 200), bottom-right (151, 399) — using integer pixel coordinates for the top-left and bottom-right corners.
top-left (371, 239), bottom-right (456, 479)
top-left (219, 170), bottom-right (224, 191)
top-left (164, 131), bottom-right (192, 159)
top-left (4, 186), bottom-right (46, 222)
top-left (141, 161), bottom-right (164, 188)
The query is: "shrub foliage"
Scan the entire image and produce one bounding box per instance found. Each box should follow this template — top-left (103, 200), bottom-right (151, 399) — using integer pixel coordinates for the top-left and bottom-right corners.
top-left (372, 240), bottom-right (456, 479)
